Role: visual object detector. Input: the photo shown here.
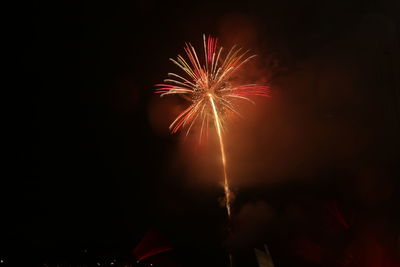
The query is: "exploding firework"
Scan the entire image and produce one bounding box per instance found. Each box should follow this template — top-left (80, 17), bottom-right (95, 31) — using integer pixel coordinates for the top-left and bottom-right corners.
top-left (155, 35), bottom-right (269, 218)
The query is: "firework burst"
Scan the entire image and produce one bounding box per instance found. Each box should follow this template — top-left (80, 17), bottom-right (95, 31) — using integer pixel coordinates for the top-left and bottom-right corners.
top-left (155, 35), bottom-right (269, 218)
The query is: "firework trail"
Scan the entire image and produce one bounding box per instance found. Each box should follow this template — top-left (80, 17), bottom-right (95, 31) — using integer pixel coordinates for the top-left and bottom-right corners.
top-left (155, 34), bottom-right (269, 219)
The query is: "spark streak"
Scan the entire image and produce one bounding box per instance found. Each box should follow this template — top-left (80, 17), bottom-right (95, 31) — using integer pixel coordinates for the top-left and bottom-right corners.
top-left (209, 93), bottom-right (232, 218)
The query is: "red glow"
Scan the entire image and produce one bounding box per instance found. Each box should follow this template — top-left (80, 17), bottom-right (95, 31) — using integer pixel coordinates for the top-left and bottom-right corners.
top-left (133, 230), bottom-right (174, 261)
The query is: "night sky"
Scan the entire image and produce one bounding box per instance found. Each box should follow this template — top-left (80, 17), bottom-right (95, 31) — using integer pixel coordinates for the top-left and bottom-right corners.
top-left (6, 0), bottom-right (400, 266)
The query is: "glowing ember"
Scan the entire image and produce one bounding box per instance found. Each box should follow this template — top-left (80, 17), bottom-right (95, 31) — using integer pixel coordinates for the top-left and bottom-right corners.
top-left (155, 35), bottom-right (269, 218)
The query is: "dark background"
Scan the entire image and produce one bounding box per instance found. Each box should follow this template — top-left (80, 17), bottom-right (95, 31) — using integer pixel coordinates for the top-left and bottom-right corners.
top-left (5, 0), bottom-right (400, 266)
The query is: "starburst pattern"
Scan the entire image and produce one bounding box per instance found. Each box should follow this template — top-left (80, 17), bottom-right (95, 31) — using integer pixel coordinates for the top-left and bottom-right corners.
top-left (155, 35), bottom-right (269, 137)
